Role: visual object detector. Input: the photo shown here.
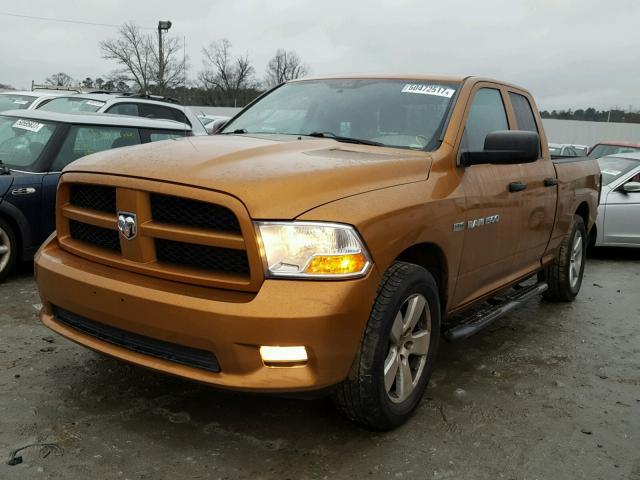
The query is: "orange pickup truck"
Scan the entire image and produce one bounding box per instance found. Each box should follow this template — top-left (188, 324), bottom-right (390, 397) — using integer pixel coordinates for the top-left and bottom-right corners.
top-left (35, 75), bottom-right (600, 429)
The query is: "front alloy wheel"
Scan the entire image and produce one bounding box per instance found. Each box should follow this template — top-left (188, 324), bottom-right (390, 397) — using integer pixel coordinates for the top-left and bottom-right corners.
top-left (0, 218), bottom-right (18, 282)
top-left (384, 294), bottom-right (432, 404)
top-left (332, 262), bottom-right (440, 430)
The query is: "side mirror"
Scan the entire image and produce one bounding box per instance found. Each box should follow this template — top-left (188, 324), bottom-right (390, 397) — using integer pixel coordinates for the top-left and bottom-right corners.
top-left (211, 119), bottom-right (228, 134)
top-left (461, 130), bottom-right (540, 166)
top-left (622, 181), bottom-right (640, 193)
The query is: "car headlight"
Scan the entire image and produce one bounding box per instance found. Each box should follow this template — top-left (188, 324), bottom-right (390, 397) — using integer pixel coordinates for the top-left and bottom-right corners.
top-left (255, 221), bottom-right (372, 279)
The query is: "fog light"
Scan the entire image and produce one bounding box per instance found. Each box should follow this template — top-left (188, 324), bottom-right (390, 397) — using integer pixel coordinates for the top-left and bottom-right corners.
top-left (259, 346), bottom-right (308, 365)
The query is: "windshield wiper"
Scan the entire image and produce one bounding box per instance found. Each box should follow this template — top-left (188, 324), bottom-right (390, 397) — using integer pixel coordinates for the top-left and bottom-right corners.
top-left (306, 132), bottom-right (384, 147)
top-left (0, 159), bottom-right (10, 175)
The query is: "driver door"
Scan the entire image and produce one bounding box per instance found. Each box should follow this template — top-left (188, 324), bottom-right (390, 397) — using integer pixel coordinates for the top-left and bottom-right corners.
top-left (452, 85), bottom-right (524, 307)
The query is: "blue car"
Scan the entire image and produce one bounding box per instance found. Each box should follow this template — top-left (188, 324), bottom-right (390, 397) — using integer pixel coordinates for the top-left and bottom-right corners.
top-left (0, 110), bottom-right (194, 280)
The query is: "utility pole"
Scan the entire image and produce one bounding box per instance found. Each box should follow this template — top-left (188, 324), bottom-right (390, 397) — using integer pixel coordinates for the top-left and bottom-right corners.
top-left (157, 20), bottom-right (172, 94)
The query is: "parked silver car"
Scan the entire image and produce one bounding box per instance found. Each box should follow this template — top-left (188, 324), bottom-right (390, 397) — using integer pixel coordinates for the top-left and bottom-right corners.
top-left (594, 153), bottom-right (640, 247)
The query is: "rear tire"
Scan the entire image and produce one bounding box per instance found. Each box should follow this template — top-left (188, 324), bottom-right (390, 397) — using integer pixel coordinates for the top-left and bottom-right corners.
top-left (332, 262), bottom-right (440, 430)
top-left (0, 218), bottom-right (18, 282)
top-left (539, 215), bottom-right (586, 302)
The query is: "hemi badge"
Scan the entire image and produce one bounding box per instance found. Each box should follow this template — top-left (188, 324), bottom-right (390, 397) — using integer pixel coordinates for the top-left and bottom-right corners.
top-left (453, 221), bottom-right (465, 232)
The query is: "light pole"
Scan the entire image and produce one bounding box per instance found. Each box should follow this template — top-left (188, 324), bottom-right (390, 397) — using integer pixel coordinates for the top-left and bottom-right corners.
top-left (157, 20), bottom-right (172, 94)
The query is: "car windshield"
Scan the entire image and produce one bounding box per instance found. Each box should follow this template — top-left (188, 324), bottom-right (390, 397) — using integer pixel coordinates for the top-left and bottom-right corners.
top-left (0, 94), bottom-right (35, 111)
top-left (573, 146), bottom-right (588, 155)
top-left (0, 115), bottom-right (58, 170)
top-left (588, 143), bottom-right (640, 159)
top-left (597, 156), bottom-right (640, 185)
top-left (38, 96), bottom-right (106, 113)
top-left (221, 79), bottom-right (459, 150)
top-left (549, 145), bottom-right (562, 155)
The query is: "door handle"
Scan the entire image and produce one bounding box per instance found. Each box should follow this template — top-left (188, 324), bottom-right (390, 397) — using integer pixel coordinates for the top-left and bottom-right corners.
top-left (11, 187), bottom-right (37, 196)
top-left (508, 181), bottom-right (528, 192)
top-left (544, 178), bottom-right (558, 187)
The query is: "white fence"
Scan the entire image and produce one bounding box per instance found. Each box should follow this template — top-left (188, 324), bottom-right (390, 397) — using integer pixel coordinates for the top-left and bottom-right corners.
top-left (542, 119), bottom-right (640, 146)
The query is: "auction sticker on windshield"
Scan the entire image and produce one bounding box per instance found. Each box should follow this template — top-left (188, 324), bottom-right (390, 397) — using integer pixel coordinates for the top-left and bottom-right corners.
top-left (401, 84), bottom-right (455, 98)
top-left (13, 119), bottom-right (44, 133)
top-left (86, 100), bottom-right (105, 107)
top-left (13, 100), bottom-right (29, 105)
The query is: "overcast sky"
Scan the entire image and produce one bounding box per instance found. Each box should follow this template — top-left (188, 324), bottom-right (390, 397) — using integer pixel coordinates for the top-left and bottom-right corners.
top-left (1, 0), bottom-right (639, 111)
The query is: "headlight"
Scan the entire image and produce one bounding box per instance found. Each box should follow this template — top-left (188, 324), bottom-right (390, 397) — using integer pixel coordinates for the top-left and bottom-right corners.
top-left (255, 221), bottom-right (371, 279)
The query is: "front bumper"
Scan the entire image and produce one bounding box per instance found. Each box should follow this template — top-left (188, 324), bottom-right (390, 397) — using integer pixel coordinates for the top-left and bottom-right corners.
top-left (35, 236), bottom-right (380, 392)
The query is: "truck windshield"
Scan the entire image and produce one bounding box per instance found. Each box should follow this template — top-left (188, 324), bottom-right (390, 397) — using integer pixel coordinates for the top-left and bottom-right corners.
top-left (0, 94), bottom-right (35, 111)
top-left (38, 97), bottom-right (105, 113)
top-left (222, 79), bottom-right (459, 150)
top-left (597, 156), bottom-right (640, 185)
top-left (0, 115), bottom-right (58, 170)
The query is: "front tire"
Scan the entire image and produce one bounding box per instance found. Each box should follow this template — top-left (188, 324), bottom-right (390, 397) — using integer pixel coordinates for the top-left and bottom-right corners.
top-left (332, 262), bottom-right (440, 430)
top-left (0, 218), bottom-right (18, 282)
top-left (540, 215), bottom-right (587, 302)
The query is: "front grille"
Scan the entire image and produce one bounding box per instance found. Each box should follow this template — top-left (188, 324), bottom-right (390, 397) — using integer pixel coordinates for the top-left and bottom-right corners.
top-left (150, 193), bottom-right (241, 233)
top-left (69, 184), bottom-right (116, 213)
top-left (52, 306), bottom-right (220, 373)
top-left (155, 239), bottom-right (249, 275)
top-left (59, 179), bottom-right (261, 291)
top-left (69, 220), bottom-right (120, 253)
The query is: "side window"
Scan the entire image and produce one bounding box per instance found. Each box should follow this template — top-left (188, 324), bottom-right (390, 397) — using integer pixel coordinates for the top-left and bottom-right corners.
top-left (140, 104), bottom-right (175, 120)
top-left (139, 104), bottom-right (190, 126)
top-left (106, 103), bottom-right (140, 116)
top-left (461, 88), bottom-right (508, 152)
top-left (148, 130), bottom-right (187, 142)
top-left (52, 125), bottom-right (141, 170)
top-left (169, 108), bottom-right (189, 125)
top-left (509, 92), bottom-right (538, 133)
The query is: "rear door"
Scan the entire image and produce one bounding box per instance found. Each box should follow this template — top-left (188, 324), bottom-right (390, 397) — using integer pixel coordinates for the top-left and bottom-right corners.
top-left (505, 91), bottom-right (558, 273)
top-left (453, 84), bottom-right (524, 306)
top-left (603, 169), bottom-right (640, 245)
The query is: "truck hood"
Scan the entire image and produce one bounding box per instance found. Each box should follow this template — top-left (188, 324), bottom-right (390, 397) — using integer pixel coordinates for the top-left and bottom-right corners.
top-left (65, 135), bottom-right (431, 218)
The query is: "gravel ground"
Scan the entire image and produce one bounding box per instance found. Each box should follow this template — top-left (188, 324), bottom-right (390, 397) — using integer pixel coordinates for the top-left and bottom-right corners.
top-left (1, 249), bottom-right (639, 480)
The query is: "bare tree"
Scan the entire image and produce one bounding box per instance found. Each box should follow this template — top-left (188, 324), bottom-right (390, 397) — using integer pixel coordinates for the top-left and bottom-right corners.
top-left (46, 72), bottom-right (75, 86)
top-left (100, 23), bottom-right (153, 92)
top-left (199, 39), bottom-right (254, 107)
top-left (264, 49), bottom-right (309, 88)
top-left (100, 22), bottom-right (185, 94)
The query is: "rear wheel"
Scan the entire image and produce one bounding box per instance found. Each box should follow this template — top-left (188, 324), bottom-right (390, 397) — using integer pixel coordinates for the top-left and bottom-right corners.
top-left (0, 218), bottom-right (18, 282)
top-left (332, 262), bottom-right (440, 430)
top-left (540, 215), bottom-right (586, 301)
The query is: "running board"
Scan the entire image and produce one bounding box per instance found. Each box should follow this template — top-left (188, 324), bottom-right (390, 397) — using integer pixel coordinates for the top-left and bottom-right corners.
top-left (443, 281), bottom-right (548, 342)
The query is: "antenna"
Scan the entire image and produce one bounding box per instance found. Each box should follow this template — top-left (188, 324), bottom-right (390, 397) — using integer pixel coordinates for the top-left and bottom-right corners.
top-left (183, 34), bottom-right (187, 137)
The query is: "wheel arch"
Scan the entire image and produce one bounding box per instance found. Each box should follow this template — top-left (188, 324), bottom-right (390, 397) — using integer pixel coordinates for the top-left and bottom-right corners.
top-left (575, 201), bottom-right (590, 230)
top-left (394, 242), bottom-right (448, 312)
top-left (0, 202), bottom-right (31, 260)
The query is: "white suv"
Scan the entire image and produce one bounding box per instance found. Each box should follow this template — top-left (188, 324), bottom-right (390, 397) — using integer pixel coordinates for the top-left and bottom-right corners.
top-left (37, 93), bottom-right (207, 135)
